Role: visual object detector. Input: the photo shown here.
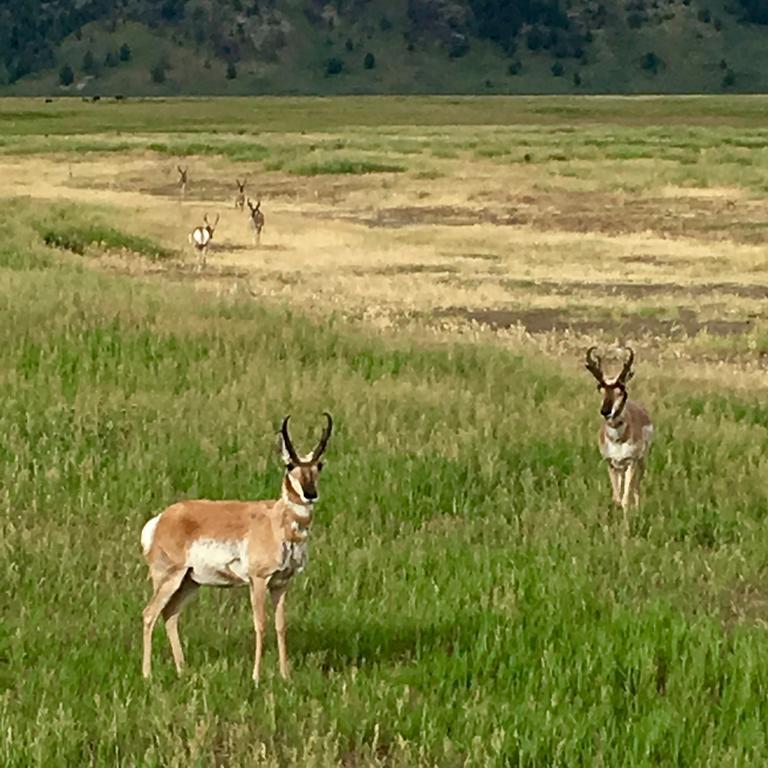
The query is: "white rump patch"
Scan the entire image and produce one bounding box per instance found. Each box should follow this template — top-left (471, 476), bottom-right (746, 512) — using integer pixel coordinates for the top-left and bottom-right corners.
top-left (187, 538), bottom-right (250, 586)
top-left (642, 424), bottom-right (654, 445)
top-left (140, 515), bottom-right (161, 556)
top-left (192, 228), bottom-right (211, 247)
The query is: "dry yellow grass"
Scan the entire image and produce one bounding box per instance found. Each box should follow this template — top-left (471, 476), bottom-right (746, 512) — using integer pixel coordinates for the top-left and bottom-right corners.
top-left (3, 124), bottom-right (768, 386)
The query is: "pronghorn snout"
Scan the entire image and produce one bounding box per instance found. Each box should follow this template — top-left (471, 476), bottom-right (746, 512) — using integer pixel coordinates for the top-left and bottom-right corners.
top-left (600, 405), bottom-right (612, 418)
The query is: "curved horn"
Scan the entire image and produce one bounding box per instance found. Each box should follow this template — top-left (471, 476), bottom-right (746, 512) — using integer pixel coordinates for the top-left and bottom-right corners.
top-left (280, 416), bottom-right (301, 466)
top-left (617, 346), bottom-right (635, 384)
top-left (585, 346), bottom-right (605, 384)
top-left (311, 412), bottom-right (333, 461)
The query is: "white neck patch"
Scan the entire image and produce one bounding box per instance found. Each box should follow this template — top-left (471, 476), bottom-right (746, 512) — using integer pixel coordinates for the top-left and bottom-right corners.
top-left (285, 499), bottom-right (313, 519)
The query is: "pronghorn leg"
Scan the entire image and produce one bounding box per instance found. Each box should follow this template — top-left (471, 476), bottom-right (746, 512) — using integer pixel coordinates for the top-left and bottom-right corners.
top-left (621, 463), bottom-right (637, 512)
top-left (142, 567), bottom-right (189, 679)
top-left (271, 587), bottom-right (289, 680)
top-left (608, 465), bottom-right (622, 505)
top-left (162, 573), bottom-right (199, 674)
top-left (631, 460), bottom-right (645, 508)
top-left (249, 576), bottom-right (268, 684)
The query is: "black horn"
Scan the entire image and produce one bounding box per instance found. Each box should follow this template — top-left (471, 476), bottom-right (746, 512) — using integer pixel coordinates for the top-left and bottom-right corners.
top-left (311, 412), bottom-right (333, 461)
top-left (280, 416), bottom-right (302, 465)
top-left (585, 346), bottom-right (605, 385)
top-left (617, 347), bottom-right (635, 384)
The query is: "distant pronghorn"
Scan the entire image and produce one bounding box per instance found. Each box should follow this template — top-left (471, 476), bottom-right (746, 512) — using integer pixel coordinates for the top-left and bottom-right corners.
top-left (234, 178), bottom-right (247, 210)
top-left (585, 346), bottom-right (654, 514)
top-left (140, 412), bottom-right (333, 682)
top-left (188, 213), bottom-right (219, 270)
top-left (247, 199), bottom-right (265, 245)
top-left (177, 165), bottom-right (188, 198)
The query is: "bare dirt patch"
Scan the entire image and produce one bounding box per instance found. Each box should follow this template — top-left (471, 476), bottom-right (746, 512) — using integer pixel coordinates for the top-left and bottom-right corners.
top-left (442, 306), bottom-right (753, 338)
top-left (348, 205), bottom-right (522, 228)
top-left (499, 278), bottom-right (768, 301)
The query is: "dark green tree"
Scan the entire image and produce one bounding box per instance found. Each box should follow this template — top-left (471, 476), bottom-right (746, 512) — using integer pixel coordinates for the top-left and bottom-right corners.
top-left (641, 51), bottom-right (662, 74)
top-left (59, 64), bottom-right (75, 86)
top-left (363, 52), bottom-right (375, 69)
top-left (326, 57), bottom-right (343, 75)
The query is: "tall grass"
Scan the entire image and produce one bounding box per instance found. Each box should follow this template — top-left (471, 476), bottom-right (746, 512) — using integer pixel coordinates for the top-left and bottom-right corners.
top-left (2, 200), bottom-right (768, 764)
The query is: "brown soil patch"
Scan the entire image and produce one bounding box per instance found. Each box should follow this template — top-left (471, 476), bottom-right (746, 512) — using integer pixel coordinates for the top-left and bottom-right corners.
top-left (442, 306), bottom-right (753, 338)
top-left (498, 278), bottom-right (768, 300)
top-left (351, 191), bottom-right (768, 245)
top-left (348, 205), bottom-right (522, 228)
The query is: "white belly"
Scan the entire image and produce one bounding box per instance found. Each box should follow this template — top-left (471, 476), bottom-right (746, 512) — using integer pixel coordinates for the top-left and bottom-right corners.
top-left (601, 438), bottom-right (638, 467)
top-left (187, 539), bottom-right (250, 586)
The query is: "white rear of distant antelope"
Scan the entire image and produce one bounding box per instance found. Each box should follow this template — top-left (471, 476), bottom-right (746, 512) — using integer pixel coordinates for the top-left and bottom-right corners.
top-left (188, 213), bottom-right (219, 271)
top-left (247, 199), bottom-right (265, 245)
top-left (585, 347), bottom-right (653, 513)
top-left (140, 413), bottom-right (333, 683)
top-left (234, 178), bottom-right (247, 210)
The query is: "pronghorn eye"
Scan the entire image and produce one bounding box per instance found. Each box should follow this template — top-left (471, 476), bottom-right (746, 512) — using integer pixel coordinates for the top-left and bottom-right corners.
top-left (286, 463), bottom-right (295, 472)
top-left (316, 461), bottom-right (324, 471)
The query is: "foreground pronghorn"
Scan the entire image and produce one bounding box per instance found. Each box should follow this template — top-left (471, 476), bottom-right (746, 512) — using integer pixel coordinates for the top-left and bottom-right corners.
top-left (234, 178), bottom-right (247, 210)
top-left (140, 412), bottom-right (332, 683)
top-left (585, 347), bottom-right (653, 512)
top-left (177, 165), bottom-right (188, 198)
top-left (188, 213), bottom-right (219, 270)
top-left (247, 199), bottom-right (265, 245)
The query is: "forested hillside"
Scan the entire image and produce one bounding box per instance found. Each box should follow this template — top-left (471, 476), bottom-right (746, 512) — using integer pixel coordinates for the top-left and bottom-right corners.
top-left (1, 0), bottom-right (768, 94)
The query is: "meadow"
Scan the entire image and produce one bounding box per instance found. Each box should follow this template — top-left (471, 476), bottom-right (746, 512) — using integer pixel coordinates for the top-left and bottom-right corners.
top-left (2, 96), bottom-right (768, 766)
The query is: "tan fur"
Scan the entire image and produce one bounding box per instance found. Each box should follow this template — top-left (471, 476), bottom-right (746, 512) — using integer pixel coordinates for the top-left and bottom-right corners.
top-left (177, 165), bottom-right (188, 198)
top-left (585, 348), bottom-right (654, 515)
top-left (234, 179), bottom-right (246, 210)
top-left (247, 199), bottom-right (265, 245)
top-left (597, 397), bottom-right (654, 513)
top-left (141, 415), bottom-right (331, 683)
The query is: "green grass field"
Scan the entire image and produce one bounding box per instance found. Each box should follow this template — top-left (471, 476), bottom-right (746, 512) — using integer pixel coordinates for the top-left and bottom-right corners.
top-left (3, 97), bottom-right (768, 765)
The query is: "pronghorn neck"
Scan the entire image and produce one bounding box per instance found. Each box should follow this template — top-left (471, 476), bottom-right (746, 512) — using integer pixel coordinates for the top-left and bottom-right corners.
top-left (280, 475), bottom-right (314, 537)
top-left (605, 414), bottom-right (628, 440)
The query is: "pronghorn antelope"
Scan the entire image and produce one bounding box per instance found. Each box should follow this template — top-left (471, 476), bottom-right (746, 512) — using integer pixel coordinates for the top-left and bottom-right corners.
top-left (140, 412), bottom-right (333, 683)
top-left (177, 165), bottom-right (188, 198)
top-left (188, 213), bottom-right (219, 270)
top-left (585, 347), bottom-right (654, 513)
top-left (247, 199), bottom-right (265, 245)
top-left (234, 178), bottom-right (247, 210)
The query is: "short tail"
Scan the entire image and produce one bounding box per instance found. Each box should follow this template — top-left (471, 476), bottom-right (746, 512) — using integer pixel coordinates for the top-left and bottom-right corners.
top-left (140, 515), bottom-right (161, 557)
